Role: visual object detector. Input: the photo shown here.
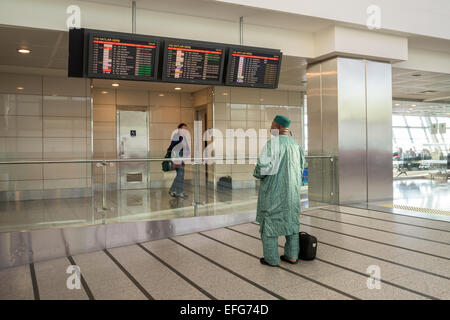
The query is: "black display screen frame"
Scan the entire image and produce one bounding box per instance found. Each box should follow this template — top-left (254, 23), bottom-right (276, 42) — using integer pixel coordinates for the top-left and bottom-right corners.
top-left (224, 45), bottom-right (282, 89)
top-left (87, 30), bottom-right (161, 81)
top-left (68, 28), bottom-right (88, 78)
top-left (161, 38), bottom-right (226, 86)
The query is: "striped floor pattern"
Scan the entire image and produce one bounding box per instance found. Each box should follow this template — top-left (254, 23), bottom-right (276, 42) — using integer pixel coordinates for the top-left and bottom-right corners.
top-left (1, 205), bottom-right (449, 300)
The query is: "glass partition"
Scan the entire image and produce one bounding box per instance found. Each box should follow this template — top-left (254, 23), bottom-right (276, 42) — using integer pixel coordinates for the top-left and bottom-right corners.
top-left (0, 155), bottom-right (335, 233)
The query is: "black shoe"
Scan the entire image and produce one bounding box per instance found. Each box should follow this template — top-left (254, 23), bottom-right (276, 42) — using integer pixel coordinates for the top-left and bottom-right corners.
top-left (169, 192), bottom-right (177, 198)
top-left (260, 258), bottom-right (278, 267)
top-left (177, 193), bottom-right (189, 199)
top-left (280, 255), bottom-right (299, 265)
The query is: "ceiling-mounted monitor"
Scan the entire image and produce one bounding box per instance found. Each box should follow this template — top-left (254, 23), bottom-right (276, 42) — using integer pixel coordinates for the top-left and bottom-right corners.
top-left (87, 30), bottom-right (160, 81)
top-left (162, 39), bottom-right (225, 85)
top-left (225, 47), bottom-right (282, 88)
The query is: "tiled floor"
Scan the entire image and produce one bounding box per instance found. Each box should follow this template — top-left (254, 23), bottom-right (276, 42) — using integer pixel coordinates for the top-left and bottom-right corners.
top-left (1, 205), bottom-right (449, 300)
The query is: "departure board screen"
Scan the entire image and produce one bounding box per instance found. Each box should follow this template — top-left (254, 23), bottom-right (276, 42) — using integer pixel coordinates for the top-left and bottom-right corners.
top-left (226, 48), bottom-right (282, 88)
top-left (87, 32), bottom-right (159, 81)
top-left (162, 41), bottom-right (225, 85)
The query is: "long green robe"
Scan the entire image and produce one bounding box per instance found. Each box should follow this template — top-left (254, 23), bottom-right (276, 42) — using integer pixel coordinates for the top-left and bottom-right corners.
top-left (253, 135), bottom-right (305, 237)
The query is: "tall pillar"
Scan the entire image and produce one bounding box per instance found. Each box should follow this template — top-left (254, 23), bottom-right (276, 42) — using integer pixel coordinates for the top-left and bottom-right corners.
top-left (307, 57), bottom-right (393, 204)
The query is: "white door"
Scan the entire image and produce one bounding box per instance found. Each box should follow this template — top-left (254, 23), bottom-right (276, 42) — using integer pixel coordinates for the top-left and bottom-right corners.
top-left (117, 109), bottom-right (149, 189)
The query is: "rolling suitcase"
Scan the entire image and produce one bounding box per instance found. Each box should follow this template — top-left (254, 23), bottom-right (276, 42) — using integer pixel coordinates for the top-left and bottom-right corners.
top-left (298, 232), bottom-right (317, 260)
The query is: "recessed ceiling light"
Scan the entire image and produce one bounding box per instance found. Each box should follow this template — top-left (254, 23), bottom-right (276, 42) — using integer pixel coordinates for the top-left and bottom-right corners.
top-left (159, 93), bottom-right (165, 97)
top-left (101, 91), bottom-right (108, 94)
top-left (174, 87), bottom-right (182, 91)
top-left (112, 83), bottom-right (119, 87)
top-left (222, 93), bottom-right (228, 96)
top-left (394, 103), bottom-right (400, 106)
top-left (90, 85), bottom-right (94, 89)
top-left (411, 104), bottom-right (416, 107)
top-left (16, 87), bottom-right (24, 90)
top-left (17, 48), bottom-right (31, 54)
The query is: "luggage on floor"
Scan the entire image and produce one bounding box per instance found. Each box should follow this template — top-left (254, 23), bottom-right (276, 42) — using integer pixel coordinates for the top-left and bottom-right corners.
top-left (217, 176), bottom-right (232, 190)
top-left (298, 232), bottom-right (317, 260)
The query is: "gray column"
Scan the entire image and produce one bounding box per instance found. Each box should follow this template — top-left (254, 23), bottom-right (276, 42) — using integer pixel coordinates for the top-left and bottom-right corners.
top-left (307, 57), bottom-right (393, 204)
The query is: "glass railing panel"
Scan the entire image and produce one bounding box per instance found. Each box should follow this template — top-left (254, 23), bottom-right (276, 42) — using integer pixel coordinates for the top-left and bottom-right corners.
top-left (99, 160), bottom-right (196, 224)
top-left (197, 161), bottom-right (258, 217)
top-left (302, 156), bottom-right (336, 208)
top-left (0, 155), bottom-right (337, 233)
top-left (0, 161), bottom-right (95, 232)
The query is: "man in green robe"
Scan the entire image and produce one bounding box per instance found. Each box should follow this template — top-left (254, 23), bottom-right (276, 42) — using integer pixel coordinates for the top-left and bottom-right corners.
top-left (253, 115), bottom-right (305, 266)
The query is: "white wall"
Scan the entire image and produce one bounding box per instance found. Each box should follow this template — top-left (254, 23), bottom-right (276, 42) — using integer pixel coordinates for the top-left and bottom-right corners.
top-left (394, 48), bottom-right (450, 74)
top-left (217, 0), bottom-right (450, 41)
top-left (0, 0), bottom-right (315, 58)
top-left (0, 0), bottom-right (423, 62)
top-left (314, 26), bottom-right (408, 62)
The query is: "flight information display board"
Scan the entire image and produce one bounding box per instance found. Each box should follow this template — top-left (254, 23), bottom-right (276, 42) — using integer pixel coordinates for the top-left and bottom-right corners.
top-left (162, 40), bottom-right (225, 85)
top-left (87, 32), bottom-right (160, 81)
top-left (225, 48), bottom-right (282, 88)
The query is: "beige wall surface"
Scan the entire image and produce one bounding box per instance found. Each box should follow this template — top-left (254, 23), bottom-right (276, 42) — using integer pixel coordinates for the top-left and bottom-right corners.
top-left (0, 72), bottom-right (91, 197)
top-left (212, 86), bottom-right (304, 188)
top-left (92, 88), bottom-right (200, 188)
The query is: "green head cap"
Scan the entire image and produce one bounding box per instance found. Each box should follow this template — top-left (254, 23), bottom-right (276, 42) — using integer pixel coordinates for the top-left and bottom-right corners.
top-left (273, 115), bottom-right (291, 128)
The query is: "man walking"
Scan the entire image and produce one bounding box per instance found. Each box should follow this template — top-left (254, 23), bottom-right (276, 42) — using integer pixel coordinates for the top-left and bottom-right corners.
top-left (254, 115), bottom-right (305, 266)
top-left (168, 123), bottom-right (190, 199)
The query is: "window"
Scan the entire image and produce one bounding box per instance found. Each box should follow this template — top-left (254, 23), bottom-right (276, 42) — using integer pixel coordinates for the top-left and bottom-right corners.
top-left (392, 114), bottom-right (449, 157)
top-left (392, 115), bottom-right (406, 127)
top-left (405, 116), bottom-right (422, 127)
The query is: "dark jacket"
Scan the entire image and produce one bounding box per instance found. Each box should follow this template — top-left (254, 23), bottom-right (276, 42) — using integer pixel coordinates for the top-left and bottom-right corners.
top-left (168, 132), bottom-right (190, 158)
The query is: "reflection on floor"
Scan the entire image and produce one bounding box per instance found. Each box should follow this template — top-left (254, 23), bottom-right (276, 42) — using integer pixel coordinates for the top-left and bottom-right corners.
top-left (393, 179), bottom-right (449, 210)
top-left (356, 179), bottom-right (450, 222)
top-left (0, 185), bottom-right (313, 233)
top-left (1, 205), bottom-right (449, 300)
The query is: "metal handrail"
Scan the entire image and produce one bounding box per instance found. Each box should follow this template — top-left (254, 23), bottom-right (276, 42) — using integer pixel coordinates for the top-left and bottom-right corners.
top-left (0, 155), bottom-right (335, 165)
